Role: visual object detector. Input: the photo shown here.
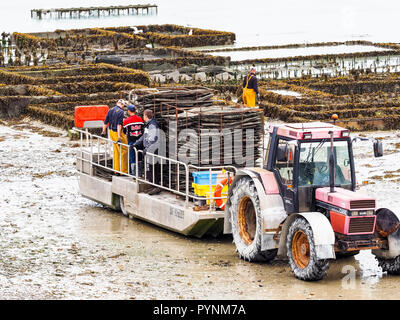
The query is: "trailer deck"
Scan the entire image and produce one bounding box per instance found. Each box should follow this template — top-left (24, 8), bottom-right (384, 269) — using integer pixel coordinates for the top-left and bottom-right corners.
top-left (75, 129), bottom-right (234, 238)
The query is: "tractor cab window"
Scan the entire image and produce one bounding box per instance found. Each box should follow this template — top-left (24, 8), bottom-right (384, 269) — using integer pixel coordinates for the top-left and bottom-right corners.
top-left (275, 140), bottom-right (295, 185)
top-left (298, 140), bottom-right (352, 187)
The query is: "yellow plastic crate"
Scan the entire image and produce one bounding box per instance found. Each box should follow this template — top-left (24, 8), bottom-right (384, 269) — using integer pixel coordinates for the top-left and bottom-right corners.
top-left (192, 182), bottom-right (229, 202)
top-left (192, 183), bottom-right (216, 197)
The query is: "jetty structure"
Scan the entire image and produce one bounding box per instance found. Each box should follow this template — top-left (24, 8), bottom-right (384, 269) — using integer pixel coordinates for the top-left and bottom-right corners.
top-left (31, 4), bottom-right (158, 19)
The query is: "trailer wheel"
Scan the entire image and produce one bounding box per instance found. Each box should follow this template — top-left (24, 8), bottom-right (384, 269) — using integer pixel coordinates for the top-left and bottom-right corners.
top-left (376, 256), bottom-right (400, 275)
top-left (287, 217), bottom-right (329, 281)
top-left (229, 177), bottom-right (277, 262)
top-left (119, 196), bottom-right (128, 217)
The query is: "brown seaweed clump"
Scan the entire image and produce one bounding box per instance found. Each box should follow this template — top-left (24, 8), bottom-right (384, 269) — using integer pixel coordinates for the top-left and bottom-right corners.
top-left (258, 73), bottom-right (400, 131)
top-left (0, 63), bottom-right (151, 128)
top-left (0, 97), bottom-right (30, 118)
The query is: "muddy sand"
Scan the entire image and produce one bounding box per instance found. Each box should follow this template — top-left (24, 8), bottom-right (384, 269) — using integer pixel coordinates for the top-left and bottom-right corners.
top-left (1, 118), bottom-right (400, 300)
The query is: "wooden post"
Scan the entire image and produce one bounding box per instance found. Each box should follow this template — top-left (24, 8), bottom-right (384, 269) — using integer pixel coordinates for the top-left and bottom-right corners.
top-left (31, 4), bottom-right (158, 19)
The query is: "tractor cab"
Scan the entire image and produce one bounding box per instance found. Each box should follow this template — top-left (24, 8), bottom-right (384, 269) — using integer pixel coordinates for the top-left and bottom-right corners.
top-left (265, 121), bottom-right (380, 214)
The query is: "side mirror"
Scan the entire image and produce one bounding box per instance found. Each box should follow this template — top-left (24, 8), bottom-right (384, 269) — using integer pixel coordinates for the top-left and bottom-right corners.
top-left (373, 140), bottom-right (383, 157)
top-left (277, 144), bottom-right (288, 162)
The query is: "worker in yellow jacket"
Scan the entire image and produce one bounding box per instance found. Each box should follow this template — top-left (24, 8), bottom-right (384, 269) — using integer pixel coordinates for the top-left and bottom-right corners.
top-left (242, 66), bottom-right (259, 107)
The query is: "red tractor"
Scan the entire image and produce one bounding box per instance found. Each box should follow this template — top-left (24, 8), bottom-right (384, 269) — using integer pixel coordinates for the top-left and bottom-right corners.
top-left (225, 120), bottom-right (400, 281)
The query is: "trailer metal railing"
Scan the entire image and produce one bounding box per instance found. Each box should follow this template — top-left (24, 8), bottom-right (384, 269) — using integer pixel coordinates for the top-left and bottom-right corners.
top-left (75, 128), bottom-right (237, 210)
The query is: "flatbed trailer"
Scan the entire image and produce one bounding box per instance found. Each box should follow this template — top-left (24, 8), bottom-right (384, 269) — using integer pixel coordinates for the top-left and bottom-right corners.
top-left (75, 128), bottom-right (236, 238)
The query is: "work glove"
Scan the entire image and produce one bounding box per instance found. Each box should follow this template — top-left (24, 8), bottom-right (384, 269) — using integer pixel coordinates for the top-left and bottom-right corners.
top-left (100, 132), bottom-right (107, 138)
top-left (116, 138), bottom-right (121, 144)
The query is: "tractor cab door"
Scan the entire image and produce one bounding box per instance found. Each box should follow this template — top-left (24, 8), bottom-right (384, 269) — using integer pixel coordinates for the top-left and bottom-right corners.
top-left (274, 140), bottom-right (298, 213)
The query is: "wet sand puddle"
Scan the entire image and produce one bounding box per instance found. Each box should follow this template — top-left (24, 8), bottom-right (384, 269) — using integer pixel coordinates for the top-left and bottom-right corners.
top-left (1, 119), bottom-right (400, 299)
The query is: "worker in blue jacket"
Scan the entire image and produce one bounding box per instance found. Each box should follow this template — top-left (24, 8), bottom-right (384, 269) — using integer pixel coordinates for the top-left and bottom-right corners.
top-left (133, 109), bottom-right (161, 195)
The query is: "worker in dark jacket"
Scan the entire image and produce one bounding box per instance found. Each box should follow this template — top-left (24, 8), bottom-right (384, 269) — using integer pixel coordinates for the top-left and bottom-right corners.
top-left (242, 66), bottom-right (259, 107)
top-left (101, 99), bottom-right (129, 173)
top-left (133, 109), bottom-right (161, 195)
top-left (123, 104), bottom-right (144, 175)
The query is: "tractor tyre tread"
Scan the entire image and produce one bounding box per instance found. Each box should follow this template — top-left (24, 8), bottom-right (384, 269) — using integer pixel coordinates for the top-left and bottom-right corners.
top-left (229, 177), bottom-right (277, 263)
top-left (286, 217), bottom-right (329, 281)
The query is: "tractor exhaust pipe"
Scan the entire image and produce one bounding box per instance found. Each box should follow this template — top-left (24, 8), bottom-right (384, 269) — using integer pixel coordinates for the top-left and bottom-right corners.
top-left (329, 130), bottom-right (335, 193)
top-left (329, 114), bottom-right (338, 193)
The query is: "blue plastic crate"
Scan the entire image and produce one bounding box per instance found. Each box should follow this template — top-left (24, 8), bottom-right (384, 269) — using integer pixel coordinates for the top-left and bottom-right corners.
top-left (192, 171), bottom-right (217, 185)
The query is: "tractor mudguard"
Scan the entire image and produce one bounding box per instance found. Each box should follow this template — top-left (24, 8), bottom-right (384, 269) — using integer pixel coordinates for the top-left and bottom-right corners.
top-left (278, 212), bottom-right (336, 260)
top-left (372, 208), bottom-right (400, 259)
top-left (224, 168), bottom-right (287, 235)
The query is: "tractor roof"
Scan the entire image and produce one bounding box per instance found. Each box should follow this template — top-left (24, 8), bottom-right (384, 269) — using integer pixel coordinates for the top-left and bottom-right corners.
top-left (269, 121), bottom-right (350, 140)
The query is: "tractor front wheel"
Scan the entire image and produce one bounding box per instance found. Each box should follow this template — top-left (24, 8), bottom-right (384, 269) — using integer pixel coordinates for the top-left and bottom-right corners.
top-left (287, 217), bottom-right (329, 281)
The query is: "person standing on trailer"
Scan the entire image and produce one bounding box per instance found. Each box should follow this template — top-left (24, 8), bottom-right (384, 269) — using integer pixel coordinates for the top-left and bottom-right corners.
top-left (123, 104), bottom-right (144, 175)
top-left (242, 66), bottom-right (259, 107)
top-left (133, 109), bottom-right (161, 195)
top-left (101, 99), bottom-right (129, 174)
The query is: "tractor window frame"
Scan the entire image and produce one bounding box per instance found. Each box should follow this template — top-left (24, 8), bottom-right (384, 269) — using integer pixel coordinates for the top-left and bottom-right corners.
top-left (275, 139), bottom-right (296, 185)
top-left (271, 136), bottom-right (299, 192)
top-left (298, 137), bottom-right (356, 190)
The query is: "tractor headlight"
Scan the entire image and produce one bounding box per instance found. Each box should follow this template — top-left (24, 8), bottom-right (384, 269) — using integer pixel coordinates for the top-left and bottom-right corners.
top-left (350, 210), bottom-right (374, 216)
top-left (342, 131), bottom-right (350, 137)
top-left (354, 210), bottom-right (374, 216)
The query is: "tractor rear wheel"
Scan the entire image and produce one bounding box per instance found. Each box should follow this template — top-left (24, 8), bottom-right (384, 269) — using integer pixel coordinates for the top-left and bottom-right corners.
top-left (287, 217), bottom-right (329, 281)
top-left (229, 177), bottom-right (277, 262)
top-left (376, 256), bottom-right (400, 275)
